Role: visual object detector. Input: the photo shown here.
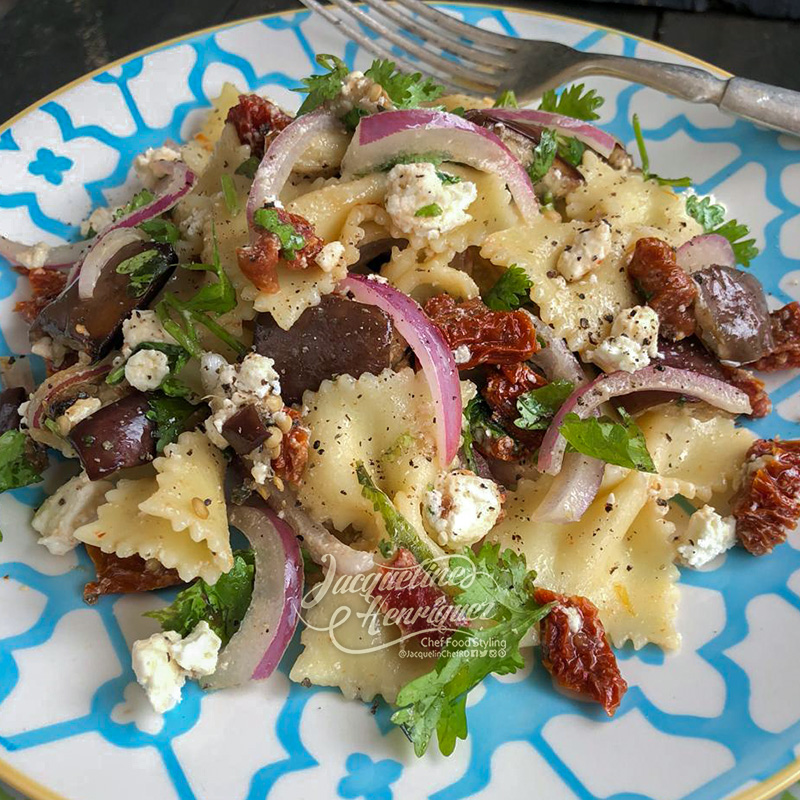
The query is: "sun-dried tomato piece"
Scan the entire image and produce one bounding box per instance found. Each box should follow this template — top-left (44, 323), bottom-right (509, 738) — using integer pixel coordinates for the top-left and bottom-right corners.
top-left (14, 267), bottom-right (68, 323)
top-left (83, 546), bottom-right (183, 604)
top-left (424, 294), bottom-right (539, 369)
top-left (271, 407), bottom-right (310, 486)
top-left (482, 361), bottom-right (548, 454)
top-left (371, 548), bottom-right (466, 649)
top-left (237, 207), bottom-right (323, 294)
top-left (627, 237), bottom-right (697, 341)
top-left (750, 301), bottom-right (800, 372)
top-left (226, 94), bottom-right (293, 159)
top-left (534, 587), bottom-right (627, 716)
top-left (732, 439), bottom-right (800, 555)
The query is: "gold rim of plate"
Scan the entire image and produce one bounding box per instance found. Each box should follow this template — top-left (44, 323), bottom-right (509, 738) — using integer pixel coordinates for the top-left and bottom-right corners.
top-left (0, 5), bottom-right (792, 800)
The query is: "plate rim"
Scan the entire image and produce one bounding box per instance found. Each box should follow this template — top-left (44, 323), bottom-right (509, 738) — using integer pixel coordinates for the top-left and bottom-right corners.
top-left (0, 5), bottom-right (795, 800)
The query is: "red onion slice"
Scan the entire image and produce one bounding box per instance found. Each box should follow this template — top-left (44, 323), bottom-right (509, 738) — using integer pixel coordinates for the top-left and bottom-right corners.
top-left (538, 365), bottom-right (753, 476)
top-left (247, 110), bottom-right (346, 227)
top-left (1, 159), bottom-right (194, 273)
top-left (78, 228), bottom-right (149, 300)
top-left (528, 315), bottom-right (605, 523)
top-left (26, 362), bottom-right (112, 431)
top-left (261, 483), bottom-right (374, 575)
top-left (203, 503), bottom-right (303, 689)
top-left (676, 233), bottom-right (735, 273)
top-left (340, 274), bottom-right (461, 467)
top-left (481, 109), bottom-right (618, 159)
top-left (340, 109), bottom-right (538, 224)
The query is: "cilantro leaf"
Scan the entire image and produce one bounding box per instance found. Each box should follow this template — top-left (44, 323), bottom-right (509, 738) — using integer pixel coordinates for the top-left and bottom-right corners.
top-left (632, 114), bottom-right (691, 188)
top-left (684, 194), bottom-right (759, 266)
top-left (220, 174), bottom-right (240, 216)
top-left (145, 550), bottom-right (255, 645)
top-left (685, 194), bottom-right (726, 231)
top-left (253, 208), bottom-right (307, 260)
top-left (0, 429), bottom-right (42, 493)
top-left (461, 396), bottom-right (507, 471)
top-left (114, 188), bottom-right (154, 221)
top-left (391, 542), bottom-right (552, 756)
top-left (712, 219), bottom-right (759, 267)
top-left (115, 248), bottom-right (173, 298)
top-left (436, 170), bottom-right (461, 185)
top-left (538, 83), bottom-right (604, 121)
top-left (515, 379), bottom-right (575, 430)
top-left (415, 203), bottom-right (442, 218)
top-left (235, 156), bottom-right (260, 179)
top-left (527, 128), bottom-right (558, 184)
top-left (138, 218), bottom-right (180, 245)
top-left (557, 135), bottom-right (585, 167)
top-left (559, 408), bottom-right (656, 472)
top-left (364, 59), bottom-right (444, 109)
top-left (493, 89), bottom-right (519, 108)
top-left (356, 462), bottom-right (435, 564)
top-left (295, 53), bottom-right (350, 116)
top-left (145, 393), bottom-right (204, 452)
top-left (483, 264), bottom-right (532, 311)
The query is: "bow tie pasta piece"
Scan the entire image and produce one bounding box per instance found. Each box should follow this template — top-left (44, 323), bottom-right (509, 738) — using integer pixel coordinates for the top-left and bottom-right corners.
top-left (76, 431), bottom-right (232, 584)
top-left (565, 151), bottom-right (703, 244)
top-left (481, 216), bottom-right (639, 353)
top-left (638, 404), bottom-right (756, 502)
top-left (74, 475), bottom-right (228, 585)
top-left (297, 368), bottom-right (442, 552)
top-left (290, 581), bottom-right (437, 702)
top-left (491, 470), bottom-right (680, 650)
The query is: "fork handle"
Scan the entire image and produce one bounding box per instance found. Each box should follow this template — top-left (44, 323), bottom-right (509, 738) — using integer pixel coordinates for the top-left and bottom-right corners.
top-left (586, 55), bottom-right (800, 137)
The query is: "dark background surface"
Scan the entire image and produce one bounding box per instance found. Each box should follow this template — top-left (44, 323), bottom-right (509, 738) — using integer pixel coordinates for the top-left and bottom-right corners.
top-left (0, 0), bottom-right (798, 123)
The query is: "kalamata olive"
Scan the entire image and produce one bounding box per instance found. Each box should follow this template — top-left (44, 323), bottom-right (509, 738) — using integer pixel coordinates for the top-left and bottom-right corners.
top-left (222, 404), bottom-right (271, 455)
top-left (253, 294), bottom-right (397, 404)
top-left (30, 241), bottom-right (177, 362)
top-left (0, 386), bottom-right (27, 435)
top-left (69, 392), bottom-right (156, 480)
top-left (693, 265), bottom-right (774, 365)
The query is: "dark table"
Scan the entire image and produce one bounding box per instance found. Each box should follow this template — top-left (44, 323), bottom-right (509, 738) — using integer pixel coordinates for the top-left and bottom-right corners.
top-left (0, 0), bottom-right (798, 124)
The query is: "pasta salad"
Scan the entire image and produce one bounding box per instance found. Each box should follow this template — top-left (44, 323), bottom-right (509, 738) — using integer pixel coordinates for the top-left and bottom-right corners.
top-left (2, 54), bottom-right (799, 758)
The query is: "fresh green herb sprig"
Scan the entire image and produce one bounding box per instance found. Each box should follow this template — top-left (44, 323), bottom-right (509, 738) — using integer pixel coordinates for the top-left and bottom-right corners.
top-left (115, 248), bottom-right (174, 298)
top-left (138, 218), bottom-right (180, 245)
top-left (515, 380), bottom-right (574, 430)
top-left (539, 83), bottom-right (604, 121)
top-left (493, 89), bottom-right (519, 108)
top-left (145, 393), bottom-right (204, 452)
top-left (155, 224), bottom-right (245, 358)
top-left (235, 156), bottom-right (260, 180)
top-left (145, 550), bottom-right (255, 645)
top-left (415, 203), bottom-right (443, 218)
top-left (461, 397), bottom-right (508, 471)
top-left (0, 430), bottom-right (42, 493)
top-left (391, 542), bottom-right (552, 756)
top-left (527, 129), bottom-right (558, 184)
top-left (632, 114), bottom-right (691, 188)
top-left (685, 194), bottom-right (759, 266)
top-left (436, 170), bottom-right (461, 185)
top-left (296, 54), bottom-right (351, 115)
top-left (356, 462), bottom-right (435, 565)
top-left (483, 264), bottom-right (532, 311)
top-left (221, 174), bottom-right (240, 216)
top-left (253, 207), bottom-right (307, 260)
top-left (114, 188), bottom-right (154, 221)
top-left (560, 408), bottom-right (656, 472)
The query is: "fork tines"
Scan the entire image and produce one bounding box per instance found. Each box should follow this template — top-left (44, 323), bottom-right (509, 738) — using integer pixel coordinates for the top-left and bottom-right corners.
top-left (298, 0), bottom-right (519, 95)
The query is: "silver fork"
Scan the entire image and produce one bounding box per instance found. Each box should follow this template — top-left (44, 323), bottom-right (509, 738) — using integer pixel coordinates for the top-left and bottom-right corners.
top-left (297, 0), bottom-right (800, 137)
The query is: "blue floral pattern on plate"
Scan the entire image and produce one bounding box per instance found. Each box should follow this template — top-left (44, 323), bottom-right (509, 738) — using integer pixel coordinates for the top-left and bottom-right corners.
top-left (1, 6), bottom-right (799, 800)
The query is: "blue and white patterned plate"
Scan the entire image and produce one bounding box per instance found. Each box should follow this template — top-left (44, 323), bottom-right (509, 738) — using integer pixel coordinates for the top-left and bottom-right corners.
top-left (1, 5), bottom-right (800, 800)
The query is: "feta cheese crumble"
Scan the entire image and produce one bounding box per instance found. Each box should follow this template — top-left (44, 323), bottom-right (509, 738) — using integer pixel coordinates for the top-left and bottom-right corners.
top-left (125, 349), bottom-right (170, 392)
top-left (32, 472), bottom-right (112, 556)
top-left (585, 305), bottom-right (660, 374)
top-left (677, 504), bottom-right (738, 568)
top-left (315, 241), bottom-right (347, 274)
top-left (423, 469), bottom-right (504, 550)
top-left (557, 220), bottom-right (612, 282)
top-left (384, 162), bottom-right (477, 243)
top-left (54, 397), bottom-right (102, 436)
top-left (134, 145), bottom-right (182, 190)
top-left (17, 242), bottom-right (52, 269)
top-left (452, 345), bottom-right (472, 365)
top-left (80, 206), bottom-right (114, 238)
top-left (563, 606), bottom-right (583, 634)
top-left (200, 352), bottom-right (283, 451)
top-left (330, 71), bottom-right (393, 118)
top-left (121, 310), bottom-right (176, 358)
top-left (132, 622), bottom-right (221, 714)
